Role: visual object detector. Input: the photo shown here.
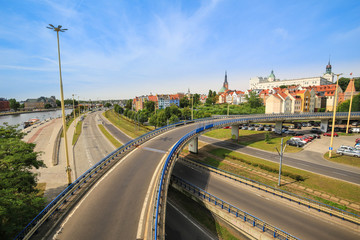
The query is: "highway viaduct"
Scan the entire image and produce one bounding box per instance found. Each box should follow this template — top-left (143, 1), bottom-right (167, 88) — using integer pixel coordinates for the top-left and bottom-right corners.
top-left (15, 112), bottom-right (360, 240)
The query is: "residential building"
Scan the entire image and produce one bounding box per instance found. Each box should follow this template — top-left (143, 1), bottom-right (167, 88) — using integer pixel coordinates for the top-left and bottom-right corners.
top-left (157, 94), bottom-right (170, 109)
top-left (24, 96), bottom-right (57, 110)
top-left (0, 98), bottom-right (10, 111)
top-left (169, 94), bottom-right (180, 107)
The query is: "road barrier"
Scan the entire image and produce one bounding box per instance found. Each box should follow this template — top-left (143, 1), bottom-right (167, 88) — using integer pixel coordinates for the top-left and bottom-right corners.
top-left (179, 158), bottom-right (360, 225)
top-left (15, 112), bottom-right (360, 240)
top-left (172, 175), bottom-right (300, 240)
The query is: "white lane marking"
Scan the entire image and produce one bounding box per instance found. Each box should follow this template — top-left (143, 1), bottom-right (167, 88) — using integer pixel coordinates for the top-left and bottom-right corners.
top-left (168, 201), bottom-right (218, 240)
top-left (142, 146), bottom-right (167, 154)
top-left (334, 172), bottom-right (347, 176)
top-left (53, 149), bottom-right (137, 239)
top-left (136, 153), bottom-right (167, 238)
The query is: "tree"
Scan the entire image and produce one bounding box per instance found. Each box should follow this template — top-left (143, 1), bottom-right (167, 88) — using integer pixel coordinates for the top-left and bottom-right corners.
top-left (157, 111), bottom-right (167, 126)
top-left (182, 107), bottom-right (191, 119)
top-left (245, 92), bottom-right (263, 108)
top-left (264, 132), bottom-right (271, 144)
top-left (44, 103), bottom-right (52, 109)
top-left (193, 93), bottom-right (201, 106)
top-left (104, 103), bottom-right (111, 108)
top-left (114, 104), bottom-right (124, 114)
top-left (337, 94), bottom-right (360, 112)
top-left (169, 115), bottom-right (179, 124)
top-left (56, 100), bottom-right (61, 107)
top-left (9, 99), bottom-right (20, 111)
top-left (180, 96), bottom-right (190, 108)
top-left (144, 101), bottom-right (155, 113)
top-left (337, 77), bottom-right (360, 92)
top-left (125, 99), bottom-right (133, 110)
top-left (206, 90), bottom-right (217, 105)
top-left (0, 123), bottom-right (46, 239)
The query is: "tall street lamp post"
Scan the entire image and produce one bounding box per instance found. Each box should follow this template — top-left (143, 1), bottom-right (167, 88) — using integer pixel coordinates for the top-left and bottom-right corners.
top-left (329, 73), bottom-right (343, 158)
top-left (47, 24), bottom-right (72, 185)
top-left (72, 94), bottom-right (76, 120)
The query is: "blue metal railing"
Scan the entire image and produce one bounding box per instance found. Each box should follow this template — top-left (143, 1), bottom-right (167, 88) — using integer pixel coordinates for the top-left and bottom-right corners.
top-left (172, 175), bottom-right (299, 240)
top-left (15, 112), bottom-right (360, 239)
top-left (180, 158), bottom-right (360, 224)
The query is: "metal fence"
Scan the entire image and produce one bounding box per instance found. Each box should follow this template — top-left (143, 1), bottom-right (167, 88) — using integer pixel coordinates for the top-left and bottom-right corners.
top-left (180, 158), bottom-right (360, 225)
top-left (172, 175), bottom-right (299, 240)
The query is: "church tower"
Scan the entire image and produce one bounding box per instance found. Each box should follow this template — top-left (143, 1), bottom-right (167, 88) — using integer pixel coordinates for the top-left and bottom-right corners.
top-left (326, 59), bottom-right (332, 74)
top-left (224, 71), bottom-right (229, 90)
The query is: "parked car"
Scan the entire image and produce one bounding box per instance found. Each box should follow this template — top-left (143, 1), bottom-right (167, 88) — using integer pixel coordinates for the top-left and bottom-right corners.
top-left (313, 122), bottom-right (320, 127)
top-left (323, 132), bottom-right (338, 137)
top-left (337, 149), bottom-right (360, 158)
top-left (241, 126), bottom-right (248, 130)
top-left (248, 126), bottom-right (255, 130)
top-left (301, 122), bottom-right (308, 127)
top-left (284, 130), bottom-right (296, 135)
top-left (286, 139), bottom-right (304, 147)
top-left (303, 135), bottom-right (314, 140)
top-left (291, 137), bottom-right (307, 144)
top-left (223, 126), bottom-right (230, 129)
top-left (352, 128), bottom-right (360, 133)
top-left (310, 128), bottom-right (322, 134)
top-left (337, 145), bottom-right (357, 152)
top-left (264, 127), bottom-right (272, 131)
top-left (308, 133), bottom-right (320, 139)
top-left (257, 126), bottom-right (264, 131)
top-left (352, 121), bottom-right (359, 126)
top-left (356, 138), bottom-right (360, 143)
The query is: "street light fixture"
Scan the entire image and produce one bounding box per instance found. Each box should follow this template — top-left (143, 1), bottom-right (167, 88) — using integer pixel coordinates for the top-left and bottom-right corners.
top-left (47, 24), bottom-right (72, 185)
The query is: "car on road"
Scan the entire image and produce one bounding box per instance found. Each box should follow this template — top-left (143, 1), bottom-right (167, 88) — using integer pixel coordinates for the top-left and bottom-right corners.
top-left (286, 139), bottom-right (304, 147)
top-left (323, 132), bottom-right (338, 137)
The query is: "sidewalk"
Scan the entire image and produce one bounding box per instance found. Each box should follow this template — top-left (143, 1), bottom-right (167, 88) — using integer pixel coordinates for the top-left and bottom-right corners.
top-left (29, 117), bottom-right (78, 202)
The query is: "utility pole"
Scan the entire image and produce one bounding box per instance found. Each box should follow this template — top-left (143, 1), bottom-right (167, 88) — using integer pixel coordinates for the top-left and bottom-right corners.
top-left (191, 93), bottom-right (194, 120)
top-left (275, 138), bottom-right (286, 187)
top-left (329, 73), bottom-right (342, 158)
top-left (72, 94), bottom-right (76, 120)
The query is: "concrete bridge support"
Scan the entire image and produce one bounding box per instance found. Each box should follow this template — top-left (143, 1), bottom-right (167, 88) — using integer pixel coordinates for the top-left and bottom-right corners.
top-left (320, 119), bottom-right (329, 133)
top-left (275, 121), bottom-right (283, 134)
top-left (231, 125), bottom-right (239, 140)
top-left (188, 137), bottom-right (198, 154)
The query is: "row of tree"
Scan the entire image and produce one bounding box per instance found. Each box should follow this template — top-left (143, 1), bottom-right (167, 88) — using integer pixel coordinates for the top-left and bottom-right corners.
top-left (0, 124), bottom-right (46, 239)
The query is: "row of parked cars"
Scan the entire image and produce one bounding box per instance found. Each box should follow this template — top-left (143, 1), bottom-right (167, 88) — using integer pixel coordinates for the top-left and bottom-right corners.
top-left (336, 144), bottom-right (360, 157)
top-left (286, 133), bottom-right (321, 147)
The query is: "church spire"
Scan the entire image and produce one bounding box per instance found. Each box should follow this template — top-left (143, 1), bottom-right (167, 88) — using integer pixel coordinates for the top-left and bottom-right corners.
top-left (326, 56), bottom-right (332, 74)
top-left (223, 71), bottom-right (228, 90)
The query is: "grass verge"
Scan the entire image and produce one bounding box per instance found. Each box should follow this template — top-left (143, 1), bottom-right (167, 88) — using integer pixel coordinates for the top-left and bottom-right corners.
top-left (185, 143), bottom-right (360, 213)
top-left (323, 151), bottom-right (360, 168)
top-left (103, 110), bottom-right (150, 138)
top-left (72, 120), bottom-right (83, 145)
top-left (98, 124), bottom-right (122, 148)
top-left (204, 129), bottom-right (302, 153)
top-left (168, 186), bottom-right (241, 240)
top-left (36, 183), bottom-right (46, 197)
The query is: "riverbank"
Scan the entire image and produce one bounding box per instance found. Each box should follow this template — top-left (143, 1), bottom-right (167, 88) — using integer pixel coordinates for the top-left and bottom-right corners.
top-left (0, 108), bottom-right (73, 116)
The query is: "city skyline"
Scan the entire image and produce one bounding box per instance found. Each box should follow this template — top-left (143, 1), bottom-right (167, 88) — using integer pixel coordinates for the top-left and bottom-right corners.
top-left (0, 0), bottom-right (359, 101)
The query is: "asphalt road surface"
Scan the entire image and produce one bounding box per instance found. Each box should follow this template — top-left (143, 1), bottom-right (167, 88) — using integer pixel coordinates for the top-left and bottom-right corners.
top-left (172, 161), bottom-right (360, 240)
top-left (74, 112), bottom-right (115, 177)
top-left (199, 136), bottom-right (360, 185)
top-left (52, 122), bottom-right (203, 239)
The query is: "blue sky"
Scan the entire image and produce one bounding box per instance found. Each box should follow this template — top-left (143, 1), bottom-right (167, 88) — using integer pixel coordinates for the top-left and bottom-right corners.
top-left (0, 0), bottom-right (359, 101)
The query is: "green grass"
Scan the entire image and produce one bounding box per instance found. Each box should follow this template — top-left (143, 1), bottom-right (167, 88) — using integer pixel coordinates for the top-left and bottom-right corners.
top-left (98, 124), bottom-right (122, 148)
top-left (72, 120), bottom-right (83, 145)
top-left (168, 186), bottom-right (241, 240)
top-left (103, 110), bottom-right (150, 138)
top-left (324, 151), bottom-right (360, 168)
top-left (194, 146), bottom-right (360, 206)
top-left (36, 183), bottom-right (46, 197)
top-left (204, 129), bottom-right (302, 153)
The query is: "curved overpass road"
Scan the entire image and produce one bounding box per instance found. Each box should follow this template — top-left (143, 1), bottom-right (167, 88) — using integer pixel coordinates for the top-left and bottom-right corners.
top-left (172, 161), bottom-right (360, 240)
top-left (53, 123), bottom-right (201, 239)
top-left (199, 136), bottom-right (360, 185)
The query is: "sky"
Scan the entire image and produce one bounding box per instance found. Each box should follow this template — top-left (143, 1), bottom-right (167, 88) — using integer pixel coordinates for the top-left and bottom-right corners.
top-left (0, 0), bottom-right (359, 101)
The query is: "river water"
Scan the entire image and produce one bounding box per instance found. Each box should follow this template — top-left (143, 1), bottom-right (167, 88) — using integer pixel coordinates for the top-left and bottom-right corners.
top-left (0, 109), bottom-right (73, 128)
